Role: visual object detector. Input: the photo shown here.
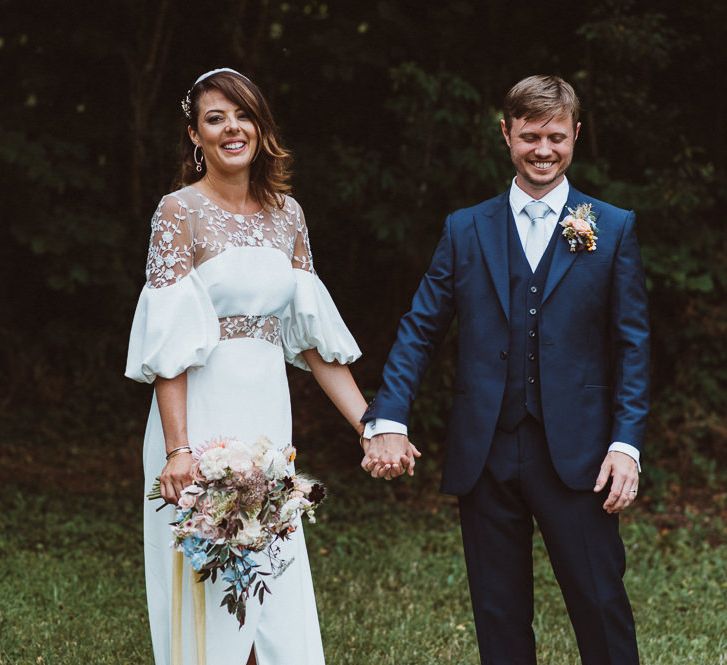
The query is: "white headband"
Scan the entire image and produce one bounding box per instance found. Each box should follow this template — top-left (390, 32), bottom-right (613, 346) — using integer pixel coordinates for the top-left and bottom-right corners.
top-left (193, 67), bottom-right (249, 86)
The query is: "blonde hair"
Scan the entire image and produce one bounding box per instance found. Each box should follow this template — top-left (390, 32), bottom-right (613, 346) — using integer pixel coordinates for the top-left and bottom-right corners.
top-left (503, 75), bottom-right (580, 130)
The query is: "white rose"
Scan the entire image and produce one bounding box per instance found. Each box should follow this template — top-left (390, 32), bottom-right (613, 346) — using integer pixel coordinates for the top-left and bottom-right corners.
top-left (279, 497), bottom-right (303, 523)
top-left (237, 518), bottom-right (263, 546)
top-left (199, 447), bottom-right (229, 480)
top-left (224, 440), bottom-right (254, 473)
top-left (261, 449), bottom-right (288, 479)
top-left (228, 450), bottom-right (253, 473)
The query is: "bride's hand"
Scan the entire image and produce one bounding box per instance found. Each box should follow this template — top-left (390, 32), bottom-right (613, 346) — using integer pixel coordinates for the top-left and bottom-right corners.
top-left (405, 441), bottom-right (422, 477)
top-left (160, 453), bottom-right (194, 505)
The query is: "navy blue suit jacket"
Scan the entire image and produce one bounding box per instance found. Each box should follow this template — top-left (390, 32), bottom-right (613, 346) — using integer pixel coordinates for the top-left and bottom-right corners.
top-left (362, 187), bottom-right (650, 495)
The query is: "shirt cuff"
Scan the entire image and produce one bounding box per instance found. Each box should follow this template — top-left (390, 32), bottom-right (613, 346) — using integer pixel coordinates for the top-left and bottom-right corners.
top-left (363, 418), bottom-right (408, 439)
top-left (608, 442), bottom-right (641, 472)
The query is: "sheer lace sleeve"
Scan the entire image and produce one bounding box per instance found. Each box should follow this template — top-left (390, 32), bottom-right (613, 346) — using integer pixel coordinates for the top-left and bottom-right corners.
top-left (125, 193), bottom-right (219, 383)
top-left (281, 198), bottom-right (361, 370)
top-left (290, 199), bottom-right (314, 273)
top-left (145, 194), bottom-right (195, 288)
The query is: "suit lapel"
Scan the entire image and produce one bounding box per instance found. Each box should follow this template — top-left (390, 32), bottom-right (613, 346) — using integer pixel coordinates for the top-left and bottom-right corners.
top-left (473, 193), bottom-right (510, 322)
top-left (542, 187), bottom-right (590, 304)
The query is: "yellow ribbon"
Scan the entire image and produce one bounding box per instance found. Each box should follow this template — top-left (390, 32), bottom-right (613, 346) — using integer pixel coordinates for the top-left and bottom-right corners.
top-left (171, 549), bottom-right (207, 665)
top-left (191, 567), bottom-right (207, 665)
top-left (171, 551), bottom-right (183, 665)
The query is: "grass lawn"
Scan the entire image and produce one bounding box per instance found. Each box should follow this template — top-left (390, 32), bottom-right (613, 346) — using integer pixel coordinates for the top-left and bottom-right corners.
top-left (1, 466), bottom-right (725, 665)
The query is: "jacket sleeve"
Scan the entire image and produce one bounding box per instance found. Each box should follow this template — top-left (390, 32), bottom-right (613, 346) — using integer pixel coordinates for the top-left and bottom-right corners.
top-left (609, 211), bottom-right (650, 449)
top-left (362, 215), bottom-right (456, 425)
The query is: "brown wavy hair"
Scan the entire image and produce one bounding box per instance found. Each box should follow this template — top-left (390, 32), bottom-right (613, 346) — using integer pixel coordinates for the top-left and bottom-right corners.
top-left (176, 71), bottom-right (292, 210)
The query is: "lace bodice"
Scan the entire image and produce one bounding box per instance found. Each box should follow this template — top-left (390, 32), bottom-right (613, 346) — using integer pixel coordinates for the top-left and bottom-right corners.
top-left (145, 187), bottom-right (314, 289)
top-left (126, 186), bottom-right (361, 382)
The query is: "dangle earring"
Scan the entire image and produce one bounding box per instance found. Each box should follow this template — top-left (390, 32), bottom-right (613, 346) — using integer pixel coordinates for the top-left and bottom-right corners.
top-left (194, 145), bottom-right (204, 173)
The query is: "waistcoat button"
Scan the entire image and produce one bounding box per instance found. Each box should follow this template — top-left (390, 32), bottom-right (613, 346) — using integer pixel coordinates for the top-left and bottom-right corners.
top-left (530, 286), bottom-right (538, 293)
top-left (500, 351), bottom-right (509, 360)
top-left (529, 308), bottom-right (537, 315)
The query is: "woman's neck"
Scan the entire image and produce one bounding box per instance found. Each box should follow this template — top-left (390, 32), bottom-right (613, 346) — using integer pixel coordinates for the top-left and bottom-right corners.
top-left (197, 169), bottom-right (259, 214)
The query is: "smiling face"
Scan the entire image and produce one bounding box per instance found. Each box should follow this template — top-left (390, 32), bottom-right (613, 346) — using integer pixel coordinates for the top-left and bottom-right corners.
top-left (188, 89), bottom-right (259, 178)
top-left (501, 112), bottom-right (580, 197)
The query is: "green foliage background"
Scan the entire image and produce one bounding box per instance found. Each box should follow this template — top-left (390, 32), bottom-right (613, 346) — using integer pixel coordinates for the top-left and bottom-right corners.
top-left (2, 0), bottom-right (725, 501)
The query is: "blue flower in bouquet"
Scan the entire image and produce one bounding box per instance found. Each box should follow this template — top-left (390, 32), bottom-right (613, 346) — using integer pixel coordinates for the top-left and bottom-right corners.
top-left (181, 536), bottom-right (211, 572)
top-left (174, 507), bottom-right (193, 524)
top-left (222, 551), bottom-right (258, 593)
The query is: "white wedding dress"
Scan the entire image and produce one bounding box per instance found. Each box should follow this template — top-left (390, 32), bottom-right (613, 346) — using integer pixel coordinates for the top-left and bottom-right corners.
top-left (125, 187), bottom-right (360, 665)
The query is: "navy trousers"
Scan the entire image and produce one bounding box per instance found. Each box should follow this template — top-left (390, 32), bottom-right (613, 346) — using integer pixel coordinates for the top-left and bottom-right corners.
top-left (458, 417), bottom-right (639, 665)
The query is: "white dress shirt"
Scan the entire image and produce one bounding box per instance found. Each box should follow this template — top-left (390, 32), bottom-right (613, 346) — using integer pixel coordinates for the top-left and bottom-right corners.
top-left (511, 175), bottom-right (568, 269)
top-left (364, 177), bottom-right (641, 470)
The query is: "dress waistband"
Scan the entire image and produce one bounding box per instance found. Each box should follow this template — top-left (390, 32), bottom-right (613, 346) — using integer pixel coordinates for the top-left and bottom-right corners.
top-left (218, 315), bottom-right (281, 347)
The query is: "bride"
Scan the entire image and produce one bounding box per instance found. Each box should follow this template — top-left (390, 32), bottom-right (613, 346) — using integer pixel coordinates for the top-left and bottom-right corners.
top-left (125, 68), bottom-right (417, 665)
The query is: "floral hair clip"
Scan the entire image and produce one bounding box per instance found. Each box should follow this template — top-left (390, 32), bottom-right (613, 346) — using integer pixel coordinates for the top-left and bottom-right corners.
top-left (181, 89), bottom-right (192, 119)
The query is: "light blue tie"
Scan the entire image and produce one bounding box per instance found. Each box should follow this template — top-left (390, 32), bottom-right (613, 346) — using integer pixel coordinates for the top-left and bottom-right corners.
top-left (523, 200), bottom-right (551, 271)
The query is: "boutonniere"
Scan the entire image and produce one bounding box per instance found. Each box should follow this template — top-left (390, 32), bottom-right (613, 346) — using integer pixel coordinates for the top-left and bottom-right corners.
top-left (560, 203), bottom-right (598, 253)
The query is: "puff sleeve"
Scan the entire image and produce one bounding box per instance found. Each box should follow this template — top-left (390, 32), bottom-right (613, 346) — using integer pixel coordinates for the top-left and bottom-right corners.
top-left (125, 195), bottom-right (219, 383)
top-left (281, 201), bottom-right (361, 371)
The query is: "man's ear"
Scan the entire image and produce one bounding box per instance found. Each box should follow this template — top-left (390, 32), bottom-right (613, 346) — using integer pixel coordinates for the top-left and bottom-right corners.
top-left (574, 121), bottom-right (582, 142)
top-left (500, 118), bottom-right (511, 147)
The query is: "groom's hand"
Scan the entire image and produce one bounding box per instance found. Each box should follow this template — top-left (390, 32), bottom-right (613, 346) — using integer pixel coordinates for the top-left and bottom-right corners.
top-left (361, 433), bottom-right (419, 480)
top-left (594, 451), bottom-right (639, 513)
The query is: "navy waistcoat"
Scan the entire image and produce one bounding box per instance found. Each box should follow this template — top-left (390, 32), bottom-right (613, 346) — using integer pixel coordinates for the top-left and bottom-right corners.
top-left (497, 207), bottom-right (560, 431)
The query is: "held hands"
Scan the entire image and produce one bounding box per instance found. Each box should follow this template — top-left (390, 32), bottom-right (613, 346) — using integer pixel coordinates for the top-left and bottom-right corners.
top-left (360, 433), bottom-right (422, 480)
top-left (160, 452), bottom-right (194, 505)
top-left (594, 450), bottom-right (639, 513)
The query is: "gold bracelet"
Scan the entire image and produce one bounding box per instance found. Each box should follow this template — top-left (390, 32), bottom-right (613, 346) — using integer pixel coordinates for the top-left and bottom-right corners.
top-left (166, 445), bottom-right (192, 460)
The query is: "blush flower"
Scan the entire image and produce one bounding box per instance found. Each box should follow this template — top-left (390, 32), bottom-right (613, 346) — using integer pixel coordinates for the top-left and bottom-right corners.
top-left (178, 492), bottom-right (197, 511)
top-left (560, 203), bottom-right (598, 253)
top-left (563, 215), bottom-right (591, 233)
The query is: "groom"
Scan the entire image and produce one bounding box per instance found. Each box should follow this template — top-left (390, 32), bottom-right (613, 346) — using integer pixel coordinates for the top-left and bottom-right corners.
top-left (360, 75), bottom-right (649, 664)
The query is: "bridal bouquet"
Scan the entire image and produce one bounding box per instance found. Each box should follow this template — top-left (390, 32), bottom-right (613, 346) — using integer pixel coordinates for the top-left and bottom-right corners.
top-left (148, 436), bottom-right (325, 627)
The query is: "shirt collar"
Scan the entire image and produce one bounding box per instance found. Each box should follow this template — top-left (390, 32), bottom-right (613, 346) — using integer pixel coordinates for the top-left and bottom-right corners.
top-left (509, 176), bottom-right (570, 216)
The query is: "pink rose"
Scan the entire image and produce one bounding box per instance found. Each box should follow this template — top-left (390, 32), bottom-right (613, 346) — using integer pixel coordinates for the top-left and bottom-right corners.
top-left (571, 217), bottom-right (591, 234)
top-left (178, 492), bottom-right (196, 510)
